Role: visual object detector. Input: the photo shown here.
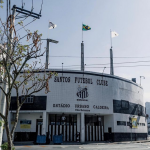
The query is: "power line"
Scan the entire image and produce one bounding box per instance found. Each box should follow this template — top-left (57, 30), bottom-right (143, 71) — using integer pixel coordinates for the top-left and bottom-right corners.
top-left (16, 18), bottom-right (36, 32)
top-left (86, 64), bottom-right (150, 68)
top-left (84, 60), bottom-right (150, 66)
top-left (47, 64), bottom-right (150, 69)
top-left (44, 55), bottom-right (150, 59)
top-left (46, 60), bottom-right (150, 68)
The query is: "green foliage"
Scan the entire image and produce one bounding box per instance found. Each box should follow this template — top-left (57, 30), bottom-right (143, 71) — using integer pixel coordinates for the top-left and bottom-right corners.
top-left (18, 21), bottom-right (23, 26)
top-left (0, 0), bottom-right (4, 8)
top-left (0, 142), bottom-right (15, 150)
top-left (0, 0), bottom-right (4, 3)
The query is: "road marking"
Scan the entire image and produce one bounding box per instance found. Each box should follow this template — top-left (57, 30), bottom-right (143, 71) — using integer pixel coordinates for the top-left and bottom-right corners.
top-left (40, 146), bottom-right (47, 147)
top-left (24, 145), bottom-right (32, 148)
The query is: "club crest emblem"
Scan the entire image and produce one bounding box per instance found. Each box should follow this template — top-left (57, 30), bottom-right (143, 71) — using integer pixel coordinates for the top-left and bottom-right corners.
top-left (76, 86), bottom-right (89, 98)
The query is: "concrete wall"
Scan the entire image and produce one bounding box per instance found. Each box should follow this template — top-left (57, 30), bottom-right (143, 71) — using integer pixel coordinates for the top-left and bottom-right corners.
top-left (14, 112), bottom-right (43, 132)
top-left (11, 70), bottom-right (143, 114)
top-left (113, 114), bottom-right (147, 133)
top-left (104, 115), bottom-right (114, 133)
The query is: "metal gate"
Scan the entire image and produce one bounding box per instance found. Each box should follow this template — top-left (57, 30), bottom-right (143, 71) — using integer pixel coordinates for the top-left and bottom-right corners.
top-left (49, 125), bottom-right (77, 141)
top-left (85, 125), bottom-right (104, 141)
top-left (85, 115), bottom-right (104, 141)
top-left (48, 114), bottom-right (77, 142)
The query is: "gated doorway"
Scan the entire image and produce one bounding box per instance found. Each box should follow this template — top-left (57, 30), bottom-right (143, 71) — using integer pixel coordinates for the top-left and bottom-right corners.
top-left (48, 114), bottom-right (77, 142)
top-left (85, 115), bottom-right (104, 141)
top-left (36, 119), bottom-right (43, 135)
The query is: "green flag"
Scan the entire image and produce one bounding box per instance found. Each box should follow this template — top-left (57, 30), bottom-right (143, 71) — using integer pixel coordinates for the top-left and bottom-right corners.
top-left (82, 24), bottom-right (91, 31)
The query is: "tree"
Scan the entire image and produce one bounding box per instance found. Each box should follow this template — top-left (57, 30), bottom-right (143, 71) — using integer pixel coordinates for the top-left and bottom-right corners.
top-left (0, 2), bottom-right (55, 150)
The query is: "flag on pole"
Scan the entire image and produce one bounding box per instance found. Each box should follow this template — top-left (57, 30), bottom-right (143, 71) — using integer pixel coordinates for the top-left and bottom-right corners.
top-left (82, 24), bottom-right (91, 31)
top-left (49, 22), bottom-right (57, 29)
top-left (111, 31), bottom-right (119, 38)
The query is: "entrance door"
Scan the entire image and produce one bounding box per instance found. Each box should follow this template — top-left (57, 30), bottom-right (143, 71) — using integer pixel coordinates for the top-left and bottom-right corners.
top-left (108, 127), bottom-right (112, 141)
top-left (85, 115), bottom-right (104, 141)
top-left (48, 114), bottom-right (77, 142)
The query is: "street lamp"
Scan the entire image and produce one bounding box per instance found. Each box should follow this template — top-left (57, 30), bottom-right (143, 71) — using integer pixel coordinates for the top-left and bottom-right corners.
top-left (84, 64), bottom-right (86, 71)
top-left (140, 76), bottom-right (145, 86)
top-left (62, 63), bottom-right (63, 76)
top-left (103, 67), bottom-right (106, 74)
top-left (83, 64), bottom-right (86, 77)
top-left (102, 67), bottom-right (106, 79)
top-left (41, 39), bottom-right (59, 69)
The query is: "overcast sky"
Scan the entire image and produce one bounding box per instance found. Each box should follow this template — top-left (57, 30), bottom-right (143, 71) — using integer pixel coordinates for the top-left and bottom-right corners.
top-left (1, 0), bottom-right (150, 102)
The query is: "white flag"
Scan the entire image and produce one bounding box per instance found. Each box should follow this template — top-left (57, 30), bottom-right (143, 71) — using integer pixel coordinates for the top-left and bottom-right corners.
top-left (49, 22), bottom-right (57, 29)
top-left (111, 31), bottom-right (119, 38)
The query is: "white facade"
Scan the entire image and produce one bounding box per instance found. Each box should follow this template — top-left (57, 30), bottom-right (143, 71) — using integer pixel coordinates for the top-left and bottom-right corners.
top-left (4, 70), bottom-right (147, 143)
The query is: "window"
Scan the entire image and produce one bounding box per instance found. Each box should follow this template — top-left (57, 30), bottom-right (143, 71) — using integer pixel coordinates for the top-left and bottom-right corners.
top-left (117, 121), bottom-right (126, 126)
top-left (137, 105), bottom-right (143, 116)
top-left (121, 100), bottom-right (129, 109)
top-left (21, 96), bottom-right (34, 103)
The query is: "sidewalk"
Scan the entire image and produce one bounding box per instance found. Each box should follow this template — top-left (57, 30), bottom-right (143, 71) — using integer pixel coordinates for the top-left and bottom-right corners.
top-left (14, 139), bottom-right (150, 146)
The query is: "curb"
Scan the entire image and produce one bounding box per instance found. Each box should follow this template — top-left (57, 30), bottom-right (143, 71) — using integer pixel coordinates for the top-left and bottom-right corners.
top-left (14, 140), bottom-right (150, 146)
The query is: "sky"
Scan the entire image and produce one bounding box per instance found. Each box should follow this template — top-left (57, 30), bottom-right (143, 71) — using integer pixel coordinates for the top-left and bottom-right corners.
top-left (0, 0), bottom-right (150, 102)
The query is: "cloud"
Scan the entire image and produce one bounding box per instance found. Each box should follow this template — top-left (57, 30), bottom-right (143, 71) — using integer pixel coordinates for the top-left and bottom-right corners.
top-left (144, 92), bottom-right (150, 102)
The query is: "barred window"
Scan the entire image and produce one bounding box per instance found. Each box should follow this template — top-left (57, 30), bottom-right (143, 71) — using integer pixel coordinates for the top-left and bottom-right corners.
top-left (21, 96), bottom-right (34, 103)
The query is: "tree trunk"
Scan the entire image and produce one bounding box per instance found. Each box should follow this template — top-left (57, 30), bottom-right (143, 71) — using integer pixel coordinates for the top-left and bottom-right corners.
top-left (5, 120), bottom-right (12, 150)
top-left (11, 107), bottom-right (20, 140)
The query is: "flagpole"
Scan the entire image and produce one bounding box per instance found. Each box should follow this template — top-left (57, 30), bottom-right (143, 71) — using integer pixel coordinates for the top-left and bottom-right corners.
top-left (82, 23), bottom-right (83, 42)
top-left (47, 28), bottom-right (49, 38)
top-left (110, 29), bottom-right (114, 75)
top-left (110, 29), bottom-right (112, 48)
top-left (47, 20), bottom-right (50, 38)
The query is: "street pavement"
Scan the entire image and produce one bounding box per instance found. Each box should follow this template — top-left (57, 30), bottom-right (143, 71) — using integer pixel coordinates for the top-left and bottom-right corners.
top-left (14, 142), bottom-right (150, 150)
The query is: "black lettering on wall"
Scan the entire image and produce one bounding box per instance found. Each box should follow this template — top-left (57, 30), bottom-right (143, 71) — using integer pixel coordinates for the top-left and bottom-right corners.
top-left (54, 76), bottom-right (70, 83)
top-left (54, 76), bottom-right (57, 82)
top-left (96, 79), bottom-right (108, 86)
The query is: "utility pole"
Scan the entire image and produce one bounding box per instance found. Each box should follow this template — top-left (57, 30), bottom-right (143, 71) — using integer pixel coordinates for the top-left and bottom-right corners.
top-left (0, 3), bottom-right (43, 144)
top-left (0, 1), bottom-right (16, 146)
top-left (129, 117), bottom-right (132, 141)
top-left (129, 116), bottom-right (135, 142)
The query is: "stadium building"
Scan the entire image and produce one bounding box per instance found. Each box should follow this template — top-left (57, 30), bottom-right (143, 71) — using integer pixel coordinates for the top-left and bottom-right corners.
top-left (2, 42), bottom-right (147, 143)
